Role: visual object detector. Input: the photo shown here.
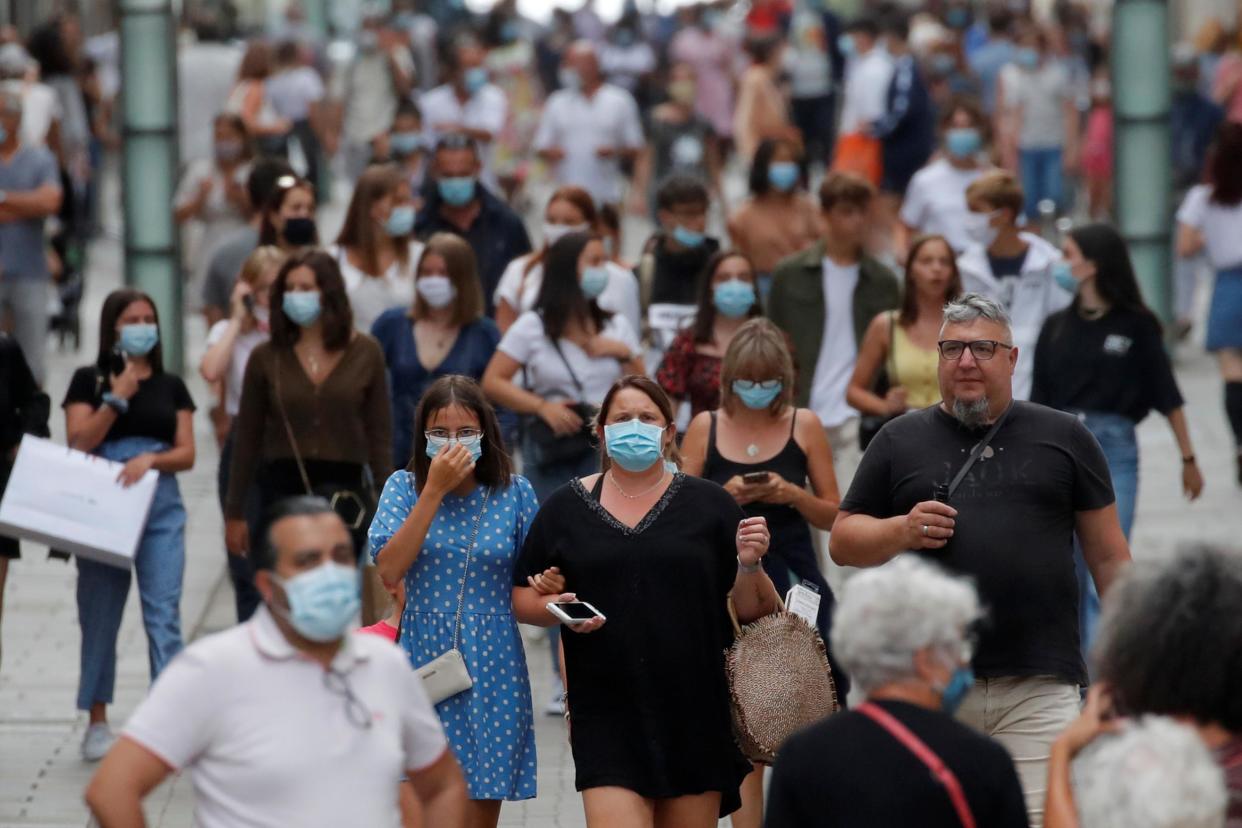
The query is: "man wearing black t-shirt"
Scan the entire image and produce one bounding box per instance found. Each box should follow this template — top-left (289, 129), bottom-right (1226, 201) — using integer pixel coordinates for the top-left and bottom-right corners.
top-left (830, 294), bottom-right (1130, 827)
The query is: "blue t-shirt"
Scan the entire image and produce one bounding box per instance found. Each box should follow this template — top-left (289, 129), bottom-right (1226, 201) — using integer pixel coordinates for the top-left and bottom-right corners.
top-left (0, 146), bottom-right (59, 281)
top-left (371, 309), bottom-right (500, 469)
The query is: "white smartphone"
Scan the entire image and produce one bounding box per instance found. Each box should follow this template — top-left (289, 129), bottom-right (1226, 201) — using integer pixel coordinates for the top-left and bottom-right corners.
top-left (546, 600), bottom-right (606, 625)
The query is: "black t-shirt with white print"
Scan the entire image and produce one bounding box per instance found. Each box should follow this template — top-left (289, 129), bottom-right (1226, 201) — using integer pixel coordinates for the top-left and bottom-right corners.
top-left (840, 401), bottom-right (1114, 686)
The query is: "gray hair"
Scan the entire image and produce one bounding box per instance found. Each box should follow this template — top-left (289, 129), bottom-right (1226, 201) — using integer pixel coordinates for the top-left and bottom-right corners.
top-left (1074, 716), bottom-right (1227, 828)
top-left (940, 293), bottom-right (1013, 339)
top-left (830, 555), bottom-right (983, 694)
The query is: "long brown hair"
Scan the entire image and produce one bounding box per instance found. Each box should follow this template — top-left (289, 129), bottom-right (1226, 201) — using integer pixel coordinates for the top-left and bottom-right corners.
top-left (96, 288), bottom-right (164, 377)
top-left (595, 375), bottom-right (682, 472)
top-left (898, 235), bottom-right (962, 326)
top-left (269, 250), bottom-right (354, 351)
top-left (411, 233), bottom-right (484, 326)
top-left (335, 165), bottom-right (412, 277)
top-left (409, 375), bottom-right (513, 494)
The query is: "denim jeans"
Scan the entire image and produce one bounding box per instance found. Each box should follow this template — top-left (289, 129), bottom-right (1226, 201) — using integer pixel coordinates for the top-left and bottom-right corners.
top-left (1072, 412), bottom-right (1138, 664)
top-left (1018, 146), bottom-right (1065, 219)
top-left (217, 425), bottom-right (261, 622)
top-left (76, 436), bottom-right (186, 710)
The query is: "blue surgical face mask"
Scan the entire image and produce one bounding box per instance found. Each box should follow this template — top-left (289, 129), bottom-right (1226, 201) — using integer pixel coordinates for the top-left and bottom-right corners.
top-left (672, 224), bottom-right (706, 249)
top-left (282, 290), bottom-right (322, 327)
top-left (425, 432), bottom-right (484, 463)
top-left (944, 127), bottom-right (982, 159)
top-left (713, 279), bottom-right (756, 319)
top-left (390, 131), bottom-right (423, 156)
top-left (1016, 47), bottom-right (1040, 70)
top-left (384, 204), bottom-right (416, 237)
top-left (1052, 261), bottom-right (1079, 294)
top-left (416, 275), bottom-right (457, 309)
top-left (939, 665), bottom-right (975, 714)
top-left (438, 176), bottom-right (476, 206)
top-left (581, 265), bottom-right (609, 299)
top-left (838, 34), bottom-right (855, 57)
top-left (768, 161), bottom-right (799, 193)
top-left (604, 418), bottom-right (666, 472)
top-left (463, 66), bottom-right (489, 94)
top-left (118, 323), bottom-right (159, 357)
top-left (274, 563), bottom-right (361, 643)
top-left (559, 67), bottom-right (581, 92)
top-left (732, 379), bottom-right (783, 409)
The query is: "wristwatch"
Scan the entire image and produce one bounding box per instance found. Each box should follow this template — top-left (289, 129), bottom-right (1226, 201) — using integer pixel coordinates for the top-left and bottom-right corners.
top-left (737, 556), bottom-right (761, 574)
top-left (102, 392), bottom-right (129, 414)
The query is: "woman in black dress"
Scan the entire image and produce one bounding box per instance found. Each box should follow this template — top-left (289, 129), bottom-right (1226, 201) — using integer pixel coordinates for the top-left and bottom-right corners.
top-left (513, 375), bottom-right (779, 827)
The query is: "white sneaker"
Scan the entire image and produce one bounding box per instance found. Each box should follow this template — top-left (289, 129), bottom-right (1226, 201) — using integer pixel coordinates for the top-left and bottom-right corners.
top-left (81, 722), bottom-right (115, 762)
top-left (544, 678), bottom-right (566, 717)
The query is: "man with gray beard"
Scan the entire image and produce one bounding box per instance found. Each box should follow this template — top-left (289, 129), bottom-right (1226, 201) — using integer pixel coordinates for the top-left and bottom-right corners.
top-left (829, 294), bottom-right (1130, 828)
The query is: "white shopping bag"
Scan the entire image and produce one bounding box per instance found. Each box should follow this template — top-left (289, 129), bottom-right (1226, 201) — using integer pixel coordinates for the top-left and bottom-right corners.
top-left (0, 436), bottom-right (158, 568)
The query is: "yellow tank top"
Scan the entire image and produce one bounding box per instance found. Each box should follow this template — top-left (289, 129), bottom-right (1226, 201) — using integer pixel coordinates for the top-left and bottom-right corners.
top-left (890, 315), bottom-right (941, 410)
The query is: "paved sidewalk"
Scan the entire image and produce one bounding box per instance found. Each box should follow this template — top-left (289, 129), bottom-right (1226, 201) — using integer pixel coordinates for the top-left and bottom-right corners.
top-left (2, 173), bottom-right (1240, 826)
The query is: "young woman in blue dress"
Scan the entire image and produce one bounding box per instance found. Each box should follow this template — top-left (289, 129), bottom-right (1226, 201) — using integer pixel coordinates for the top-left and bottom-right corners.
top-left (368, 374), bottom-right (562, 828)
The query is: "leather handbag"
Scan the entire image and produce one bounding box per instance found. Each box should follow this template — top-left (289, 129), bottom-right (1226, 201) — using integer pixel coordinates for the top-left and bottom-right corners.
top-left (859, 311), bottom-right (898, 450)
top-left (724, 595), bottom-right (840, 763)
top-left (417, 489), bottom-right (491, 705)
top-left (525, 339), bottom-right (598, 465)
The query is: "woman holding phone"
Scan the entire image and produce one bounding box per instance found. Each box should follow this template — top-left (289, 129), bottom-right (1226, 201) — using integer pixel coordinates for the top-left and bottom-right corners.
top-left (679, 319), bottom-right (844, 828)
top-left (63, 289), bottom-right (197, 762)
top-left (512, 375), bottom-right (779, 828)
top-left (368, 375), bottom-right (560, 828)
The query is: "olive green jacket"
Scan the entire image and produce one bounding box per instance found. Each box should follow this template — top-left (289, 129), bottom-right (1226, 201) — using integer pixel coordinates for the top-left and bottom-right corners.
top-left (767, 240), bottom-right (902, 407)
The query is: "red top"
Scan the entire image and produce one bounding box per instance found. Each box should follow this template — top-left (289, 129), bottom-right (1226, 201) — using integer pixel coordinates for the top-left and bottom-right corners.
top-left (657, 329), bottom-right (723, 420)
top-left (355, 620), bottom-right (399, 642)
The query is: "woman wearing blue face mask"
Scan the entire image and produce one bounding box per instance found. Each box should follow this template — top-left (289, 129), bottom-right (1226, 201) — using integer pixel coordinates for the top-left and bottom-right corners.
top-left (225, 251), bottom-right (393, 571)
top-left (332, 164), bottom-right (426, 333)
top-left (657, 251), bottom-right (764, 420)
top-left (63, 288), bottom-right (197, 761)
top-left (512, 375), bottom-right (780, 827)
top-left (766, 556), bottom-right (1029, 828)
top-left (370, 375), bottom-right (559, 828)
top-left (680, 317), bottom-right (847, 824)
top-left (727, 139), bottom-right (820, 300)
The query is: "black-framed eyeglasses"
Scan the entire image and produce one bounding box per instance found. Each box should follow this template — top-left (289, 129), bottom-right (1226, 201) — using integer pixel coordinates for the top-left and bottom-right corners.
top-left (937, 339), bottom-right (1014, 361)
top-left (323, 668), bottom-right (373, 730)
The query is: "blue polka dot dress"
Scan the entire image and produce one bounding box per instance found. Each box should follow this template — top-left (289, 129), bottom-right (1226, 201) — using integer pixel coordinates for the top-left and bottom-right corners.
top-left (369, 471), bottom-right (539, 801)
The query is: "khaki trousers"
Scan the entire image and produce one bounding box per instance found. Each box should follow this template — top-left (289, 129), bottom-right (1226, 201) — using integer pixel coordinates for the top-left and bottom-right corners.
top-left (956, 675), bottom-right (1081, 828)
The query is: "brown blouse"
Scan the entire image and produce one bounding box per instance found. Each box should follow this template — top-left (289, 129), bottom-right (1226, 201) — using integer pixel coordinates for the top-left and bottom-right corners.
top-left (224, 334), bottom-right (393, 518)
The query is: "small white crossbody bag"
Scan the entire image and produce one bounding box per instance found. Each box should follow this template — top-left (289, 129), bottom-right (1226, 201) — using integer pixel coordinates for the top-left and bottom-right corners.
top-left (417, 489), bottom-right (490, 705)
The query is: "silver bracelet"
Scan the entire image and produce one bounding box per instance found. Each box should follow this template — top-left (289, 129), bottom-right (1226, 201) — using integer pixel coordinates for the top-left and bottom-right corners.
top-left (737, 555), bottom-right (761, 574)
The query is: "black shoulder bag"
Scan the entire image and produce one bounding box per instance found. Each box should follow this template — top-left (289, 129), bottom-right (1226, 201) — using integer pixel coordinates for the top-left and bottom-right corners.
top-left (524, 339), bottom-right (599, 466)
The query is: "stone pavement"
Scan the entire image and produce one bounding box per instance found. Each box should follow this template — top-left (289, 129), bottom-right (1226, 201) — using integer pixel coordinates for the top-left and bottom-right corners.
top-left (2, 171), bottom-right (1240, 827)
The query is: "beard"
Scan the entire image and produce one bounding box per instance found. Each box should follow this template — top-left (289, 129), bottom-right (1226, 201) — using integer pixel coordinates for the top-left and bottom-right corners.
top-left (951, 397), bottom-right (991, 429)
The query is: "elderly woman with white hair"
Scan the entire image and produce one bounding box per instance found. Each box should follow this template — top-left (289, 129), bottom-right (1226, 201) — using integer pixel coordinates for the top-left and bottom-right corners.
top-left (765, 555), bottom-right (1030, 827)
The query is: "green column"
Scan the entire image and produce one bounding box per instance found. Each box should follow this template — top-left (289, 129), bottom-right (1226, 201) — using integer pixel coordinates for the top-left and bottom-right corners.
top-left (119, 0), bottom-right (182, 371)
top-left (1111, 0), bottom-right (1172, 323)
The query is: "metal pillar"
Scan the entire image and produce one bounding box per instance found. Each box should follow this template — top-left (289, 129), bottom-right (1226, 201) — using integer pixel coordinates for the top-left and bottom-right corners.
top-left (1111, 0), bottom-right (1173, 323)
top-left (119, 0), bottom-right (182, 371)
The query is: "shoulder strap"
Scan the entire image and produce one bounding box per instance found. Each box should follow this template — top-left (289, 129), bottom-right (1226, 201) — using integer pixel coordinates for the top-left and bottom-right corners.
top-left (946, 402), bottom-right (1013, 501)
top-left (887, 310), bottom-right (898, 378)
top-left (788, 407), bottom-right (798, 438)
top-left (857, 702), bottom-right (977, 828)
top-left (450, 488), bottom-right (491, 651)
top-left (273, 355), bottom-right (314, 496)
top-left (549, 337), bottom-right (586, 398)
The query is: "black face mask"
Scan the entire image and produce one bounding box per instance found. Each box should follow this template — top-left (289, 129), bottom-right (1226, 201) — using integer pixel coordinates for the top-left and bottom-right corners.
top-left (283, 216), bottom-right (317, 247)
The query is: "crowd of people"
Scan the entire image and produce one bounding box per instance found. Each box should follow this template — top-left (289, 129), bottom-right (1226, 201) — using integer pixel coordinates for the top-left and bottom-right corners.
top-left (0, 1), bottom-right (1239, 827)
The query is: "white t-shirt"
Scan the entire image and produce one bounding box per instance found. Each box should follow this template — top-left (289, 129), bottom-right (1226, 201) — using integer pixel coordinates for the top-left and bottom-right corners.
top-left (418, 83), bottom-right (508, 188)
top-left (266, 66), bottom-right (325, 122)
top-left (19, 81), bottom-right (60, 148)
top-left (808, 258), bottom-right (861, 428)
top-left (1177, 184), bottom-right (1242, 270)
top-left (900, 159), bottom-right (989, 253)
top-left (123, 607), bottom-right (448, 828)
top-left (1005, 60), bottom-right (1071, 150)
top-left (533, 84), bottom-right (645, 205)
top-left (331, 242), bottom-right (425, 334)
top-left (493, 254), bottom-right (642, 336)
top-left (497, 310), bottom-right (639, 405)
top-left (205, 320), bottom-right (268, 416)
top-left (839, 48), bottom-right (895, 134)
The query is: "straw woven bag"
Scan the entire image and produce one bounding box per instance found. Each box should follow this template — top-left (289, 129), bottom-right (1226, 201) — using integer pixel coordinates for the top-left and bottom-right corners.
top-left (725, 595), bottom-right (840, 763)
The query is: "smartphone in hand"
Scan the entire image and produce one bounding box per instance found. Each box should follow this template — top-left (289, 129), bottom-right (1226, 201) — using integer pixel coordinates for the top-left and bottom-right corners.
top-left (742, 471), bottom-right (770, 485)
top-left (546, 601), bottom-right (606, 625)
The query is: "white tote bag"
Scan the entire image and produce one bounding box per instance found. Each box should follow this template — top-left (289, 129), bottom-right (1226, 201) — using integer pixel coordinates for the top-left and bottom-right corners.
top-left (0, 436), bottom-right (158, 568)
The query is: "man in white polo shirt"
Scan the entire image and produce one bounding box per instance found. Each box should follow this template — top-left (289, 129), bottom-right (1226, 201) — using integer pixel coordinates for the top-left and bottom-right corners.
top-left (84, 497), bottom-right (466, 828)
top-left (534, 39), bottom-right (644, 208)
top-left (419, 35), bottom-right (508, 190)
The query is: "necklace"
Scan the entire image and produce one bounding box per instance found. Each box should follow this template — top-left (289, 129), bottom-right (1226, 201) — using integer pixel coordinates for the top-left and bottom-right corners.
top-left (1079, 305), bottom-right (1106, 320)
top-left (746, 443), bottom-right (760, 457)
top-left (607, 469), bottom-right (667, 500)
top-left (300, 347), bottom-right (321, 378)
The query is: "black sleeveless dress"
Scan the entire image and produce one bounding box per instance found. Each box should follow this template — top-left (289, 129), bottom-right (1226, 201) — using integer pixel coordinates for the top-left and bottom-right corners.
top-left (702, 410), bottom-right (850, 697)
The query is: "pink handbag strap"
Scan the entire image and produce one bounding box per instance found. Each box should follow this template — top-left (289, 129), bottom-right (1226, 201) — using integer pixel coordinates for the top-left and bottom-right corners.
top-left (856, 702), bottom-right (977, 828)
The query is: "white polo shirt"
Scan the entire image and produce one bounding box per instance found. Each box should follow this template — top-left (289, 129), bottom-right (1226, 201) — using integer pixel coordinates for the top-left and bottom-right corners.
top-left (533, 83), bottom-right (644, 205)
top-left (419, 82), bottom-right (508, 188)
top-left (124, 607), bottom-right (448, 828)
top-left (900, 158), bottom-right (989, 253)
